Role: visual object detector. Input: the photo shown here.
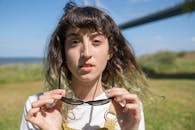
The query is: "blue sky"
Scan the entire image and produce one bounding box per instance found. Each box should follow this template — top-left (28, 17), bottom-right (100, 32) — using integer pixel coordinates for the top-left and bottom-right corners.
top-left (0, 0), bottom-right (195, 57)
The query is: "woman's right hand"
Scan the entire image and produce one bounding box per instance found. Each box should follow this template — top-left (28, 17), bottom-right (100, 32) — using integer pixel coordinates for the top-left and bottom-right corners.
top-left (25, 89), bottom-right (65, 130)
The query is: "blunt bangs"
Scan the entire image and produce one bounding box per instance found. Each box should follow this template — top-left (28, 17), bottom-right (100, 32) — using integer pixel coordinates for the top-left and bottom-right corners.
top-left (62, 7), bottom-right (112, 37)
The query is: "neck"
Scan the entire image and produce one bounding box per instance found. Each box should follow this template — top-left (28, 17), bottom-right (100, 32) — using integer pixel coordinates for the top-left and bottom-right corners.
top-left (71, 76), bottom-right (104, 101)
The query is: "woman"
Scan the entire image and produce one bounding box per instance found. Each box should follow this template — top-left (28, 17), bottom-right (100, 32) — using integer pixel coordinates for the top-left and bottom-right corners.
top-left (20, 2), bottom-right (147, 130)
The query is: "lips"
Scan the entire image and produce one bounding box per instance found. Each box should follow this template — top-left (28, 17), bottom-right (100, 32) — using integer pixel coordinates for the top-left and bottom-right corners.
top-left (79, 63), bottom-right (94, 67)
top-left (79, 63), bottom-right (94, 72)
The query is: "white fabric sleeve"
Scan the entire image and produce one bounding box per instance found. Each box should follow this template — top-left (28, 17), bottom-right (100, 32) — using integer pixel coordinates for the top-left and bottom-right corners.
top-left (20, 93), bottom-right (42, 130)
top-left (138, 102), bottom-right (145, 130)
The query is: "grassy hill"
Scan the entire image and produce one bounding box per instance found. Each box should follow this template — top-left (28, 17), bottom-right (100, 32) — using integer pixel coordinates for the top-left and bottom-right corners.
top-left (138, 51), bottom-right (195, 73)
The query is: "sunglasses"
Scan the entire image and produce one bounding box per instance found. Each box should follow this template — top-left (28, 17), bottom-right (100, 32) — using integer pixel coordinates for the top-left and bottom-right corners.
top-left (58, 66), bottom-right (113, 106)
top-left (61, 96), bottom-right (113, 106)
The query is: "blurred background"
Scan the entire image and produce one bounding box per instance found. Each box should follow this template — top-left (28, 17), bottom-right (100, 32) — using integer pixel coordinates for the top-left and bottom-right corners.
top-left (0, 0), bottom-right (194, 130)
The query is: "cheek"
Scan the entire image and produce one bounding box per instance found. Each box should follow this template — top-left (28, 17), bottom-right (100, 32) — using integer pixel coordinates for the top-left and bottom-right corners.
top-left (96, 50), bottom-right (110, 71)
top-left (65, 50), bottom-right (79, 70)
top-left (99, 58), bottom-right (108, 72)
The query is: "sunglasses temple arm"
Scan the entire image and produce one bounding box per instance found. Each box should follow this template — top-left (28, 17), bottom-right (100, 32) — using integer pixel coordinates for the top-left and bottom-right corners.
top-left (58, 63), bottom-right (63, 89)
top-left (58, 73), bottom-right (61, 89)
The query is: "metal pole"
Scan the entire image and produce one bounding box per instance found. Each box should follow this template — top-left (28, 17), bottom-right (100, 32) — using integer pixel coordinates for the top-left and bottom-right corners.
top-left (118, 0), bottom-right (195, 30)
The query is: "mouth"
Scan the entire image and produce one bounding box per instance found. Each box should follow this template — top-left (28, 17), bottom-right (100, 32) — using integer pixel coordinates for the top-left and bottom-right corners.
top-left (79, 62), bottom-right (94, 67)
top-left (79, 63), bottom-right (94, 72)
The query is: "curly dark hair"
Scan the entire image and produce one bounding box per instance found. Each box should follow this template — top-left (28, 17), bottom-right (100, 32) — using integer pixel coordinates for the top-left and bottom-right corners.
top-left (45, 2), bottom-right (148, 97)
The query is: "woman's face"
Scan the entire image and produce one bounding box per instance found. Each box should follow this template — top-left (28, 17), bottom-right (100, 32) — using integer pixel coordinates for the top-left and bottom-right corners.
top-left (65, 28), bottom-right (110, 82)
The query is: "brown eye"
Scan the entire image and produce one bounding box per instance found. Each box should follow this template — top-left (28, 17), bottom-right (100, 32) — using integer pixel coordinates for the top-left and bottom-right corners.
top-left (68, 38), bottom-right (81, 47)
top-left (94, 40), bottom-right (100, 42)
top-left (92, 39), bottom-right (102, 46)
top-left (93, 40), bottom-right (100, 43)
top-left (72, 39), bottom-right (80, 44)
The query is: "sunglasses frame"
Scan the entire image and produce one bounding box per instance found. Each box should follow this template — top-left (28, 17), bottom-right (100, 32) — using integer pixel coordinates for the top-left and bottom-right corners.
top-left (61, 96), bottom-right (113, 106)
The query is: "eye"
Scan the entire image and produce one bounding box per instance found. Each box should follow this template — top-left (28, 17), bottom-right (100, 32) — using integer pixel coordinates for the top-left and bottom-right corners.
top-left (67, 38), bottom-right (81, 47)
top-left (72, 39), bottom-right (80, 44)
top-left (92, 38), bottom-right (102, 46)
top-left (93, 40), bottom-right (101, 43)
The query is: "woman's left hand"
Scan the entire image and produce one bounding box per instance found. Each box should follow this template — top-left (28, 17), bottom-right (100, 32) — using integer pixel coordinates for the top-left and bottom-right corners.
top-left (106, 87), bottom-right (141, 130)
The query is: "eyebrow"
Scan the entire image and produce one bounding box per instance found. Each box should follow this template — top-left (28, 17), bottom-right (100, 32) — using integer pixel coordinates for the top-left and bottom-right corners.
top-left (66, 31), bottom-right (103, 38)
top-left (90, 32), bottom-right (104, 37)
top-left (66, 32), bottom-right (79, 37)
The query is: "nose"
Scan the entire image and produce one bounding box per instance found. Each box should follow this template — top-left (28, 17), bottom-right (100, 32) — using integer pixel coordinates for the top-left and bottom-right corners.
top-left (81, 39), bottom-right (92, 59)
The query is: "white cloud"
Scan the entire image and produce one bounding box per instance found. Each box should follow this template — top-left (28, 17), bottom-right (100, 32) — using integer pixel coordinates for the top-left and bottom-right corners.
top-left (192, 36), bottom-right (195, 42)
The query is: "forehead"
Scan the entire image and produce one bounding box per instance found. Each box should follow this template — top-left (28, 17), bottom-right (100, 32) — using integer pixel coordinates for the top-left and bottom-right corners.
top-left (66, 27), bottom-right (104, 37)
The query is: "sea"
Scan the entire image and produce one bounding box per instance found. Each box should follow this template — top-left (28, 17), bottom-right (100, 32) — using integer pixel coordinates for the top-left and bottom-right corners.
top-left (0, 57), bottom-right (44, 65)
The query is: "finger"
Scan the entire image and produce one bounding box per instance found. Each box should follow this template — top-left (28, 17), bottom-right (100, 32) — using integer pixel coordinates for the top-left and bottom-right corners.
top-left (38, 89), bottom-right (66, 103)
top-left (55, 100), bottom-right (63, 111)
top-left (42, 90), bottom-right (65, 105)
top-left (44, 89), bottom-right (65, 96)
top-left (25, 109), bottom-right (42, 127)
top-left (124, 103), bottom-right (141, 121)
top-left (106, 88), bottom-right (130, 107)
top-left (106, 87), bottom-right (129, 98)
top-left (115, 93), bottom-right (140, 104)
top-left (36, 92), bottom-right (65, 110)
top-left (112, 99), bottom-right (125, 114)
top-left (39, 93), bottom-right (63, 100)
top-left (25, 107), bottom-right (40, 121)
top-left (32, 98), bottom-right (55, 108)
top-left (125, 103), bottom-right (141, 113)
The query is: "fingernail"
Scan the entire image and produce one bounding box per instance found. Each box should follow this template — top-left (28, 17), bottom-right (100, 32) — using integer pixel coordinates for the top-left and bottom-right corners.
top-left (45, 100), bottom-right (57, 109)
top-left (119, 100), bottom-right (126, 107)
top-left (105, 90), bottom-right (110, 96)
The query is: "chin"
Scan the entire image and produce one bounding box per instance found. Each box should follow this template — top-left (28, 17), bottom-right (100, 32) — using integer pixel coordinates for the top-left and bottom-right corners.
top-left (79, 74), bottom-right (98, 82)
top-left (80, 76), bottom-right (93, 82)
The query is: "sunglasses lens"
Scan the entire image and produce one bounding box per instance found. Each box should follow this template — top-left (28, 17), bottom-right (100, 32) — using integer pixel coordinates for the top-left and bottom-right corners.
top-left (61, 97), bottom-right (84, 105)
top-left (86, 98), bottom-right (112, 106)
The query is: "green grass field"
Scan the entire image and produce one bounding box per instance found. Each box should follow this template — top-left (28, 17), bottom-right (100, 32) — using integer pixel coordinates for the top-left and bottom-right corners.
top-left (0, 79), bottom-right (194, 130)
top-left (0, 52), bottom-right (194, 130)
top-left (145, 79), bottom-right (194, 130)
top-left (0, 64), bottom-right (43, 84)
